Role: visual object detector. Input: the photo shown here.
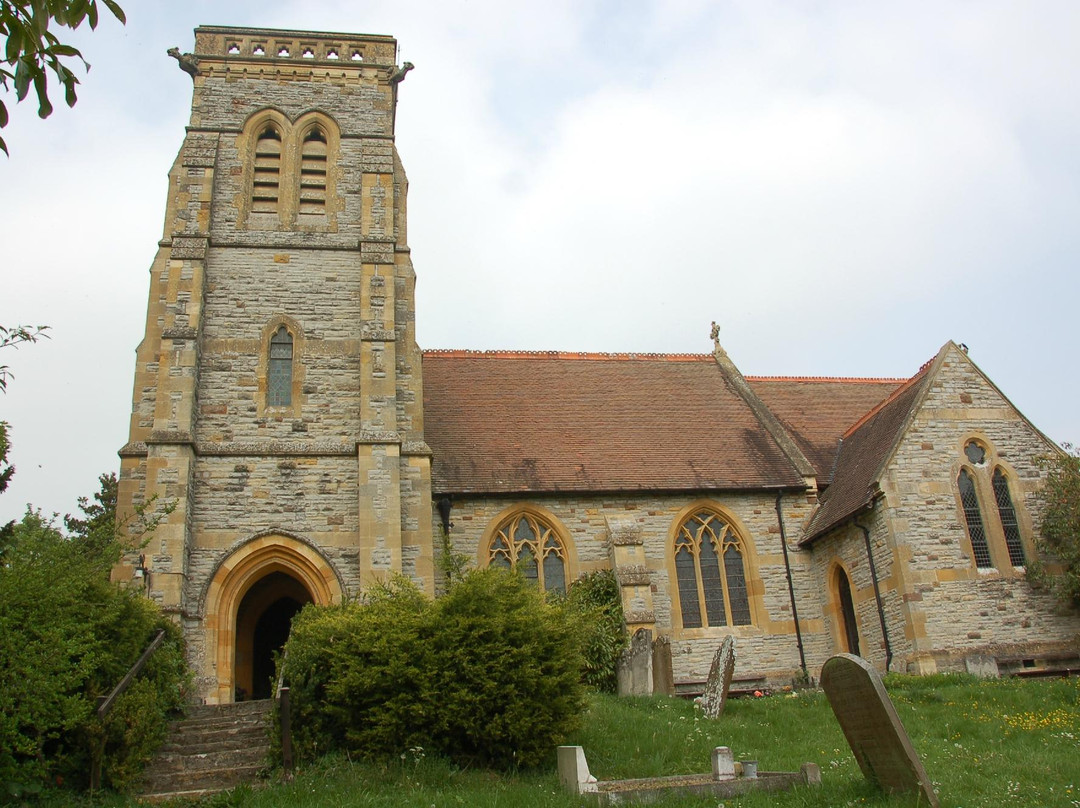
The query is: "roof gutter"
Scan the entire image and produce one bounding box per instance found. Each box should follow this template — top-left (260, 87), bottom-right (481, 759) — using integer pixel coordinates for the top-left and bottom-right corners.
top-left (775, 492), bottom-right (808, 680)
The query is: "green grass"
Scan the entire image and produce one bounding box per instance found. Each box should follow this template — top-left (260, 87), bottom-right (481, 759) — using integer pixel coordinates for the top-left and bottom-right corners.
top-left (38, 675), bottom-right (1080, 807)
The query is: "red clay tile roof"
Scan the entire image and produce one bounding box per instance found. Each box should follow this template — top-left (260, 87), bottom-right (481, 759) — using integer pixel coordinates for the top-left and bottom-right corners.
top-left (801, 365), bottom-right (934, 543)
top-left (422, 351), bottom-right (808, 494)
top-left (747, 377), bottom-right (904, 483)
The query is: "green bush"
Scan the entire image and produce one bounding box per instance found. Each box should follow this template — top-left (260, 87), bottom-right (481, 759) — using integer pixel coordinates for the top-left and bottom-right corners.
top-left (564, 569), bottom-right (627, 692)
top-left (427, 569), bottom-right (586, 767)
top-left (0, 510), bottom-right (187, 797)
top-left (280, 569), bottom-right (586, 769)
top-left (283, 578), bottom-right (433, 758)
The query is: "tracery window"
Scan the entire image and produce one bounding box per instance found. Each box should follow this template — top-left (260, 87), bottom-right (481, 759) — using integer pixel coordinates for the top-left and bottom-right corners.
top-left (488, 512), bottom-right (567, 593)
top-left (251, 124), bottom-right (283, 214)
top-left (673, 510), bottom-right (752, 629)
top-left (957, 439), bottom-right (1029, 571)
top-left (267, 326), bottom-right (293, 407)
top-left (992, 468), bottom-right (1026, 567)
top-left (958, 468), bottom-right (993, 569)
top-left (299, 127), bottom-right (328, 216)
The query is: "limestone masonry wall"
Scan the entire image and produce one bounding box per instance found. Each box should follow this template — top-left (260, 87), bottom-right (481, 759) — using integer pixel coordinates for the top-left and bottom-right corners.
top-left (878, 346), bottom-right (1079, 672)
top-left (441, 491), bottom-right (821, 686)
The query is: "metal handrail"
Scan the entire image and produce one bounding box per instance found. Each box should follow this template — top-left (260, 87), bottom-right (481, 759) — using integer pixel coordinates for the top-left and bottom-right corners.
top-left (90, 628), bottom-right (168, 791)
top-left (275, 649), bottom-right (294, 779)
top-left (96, 629), bottom-right (167, 719)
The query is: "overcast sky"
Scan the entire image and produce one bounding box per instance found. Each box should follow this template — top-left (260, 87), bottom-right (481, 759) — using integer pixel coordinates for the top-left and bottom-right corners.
top-left (1, 1), bottom-right (1078, 524)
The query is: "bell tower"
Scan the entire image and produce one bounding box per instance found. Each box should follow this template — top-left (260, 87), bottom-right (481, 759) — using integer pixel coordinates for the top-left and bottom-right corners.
top-left (116, 27), bottom-right (432, 702)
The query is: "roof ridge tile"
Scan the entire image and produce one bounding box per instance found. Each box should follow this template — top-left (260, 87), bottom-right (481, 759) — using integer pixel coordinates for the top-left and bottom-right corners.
top-left (422, 349), bottom-right (713, 362)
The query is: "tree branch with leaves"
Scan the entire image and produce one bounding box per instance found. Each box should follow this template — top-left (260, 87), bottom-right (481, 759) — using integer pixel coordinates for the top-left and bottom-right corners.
top-left (1029, 444), bottom-right (1080, 608)
top-left (0, 0), bottom-right (126, 155)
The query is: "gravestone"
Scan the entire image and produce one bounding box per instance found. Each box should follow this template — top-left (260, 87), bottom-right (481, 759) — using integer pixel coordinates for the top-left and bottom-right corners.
top-left (821, 654), bottom-right (939, 808)
top-left (617, 628), bottom-right (654, 696)
top-left (652, 635), bottom-right (675, 695)
top-left (964, 654), bottom-right (1000, 678)
top-left (699, 635), bottom-right (736, 718)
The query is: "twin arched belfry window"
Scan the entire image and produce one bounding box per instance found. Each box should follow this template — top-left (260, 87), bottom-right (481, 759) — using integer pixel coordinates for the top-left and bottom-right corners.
top-left (957, 440), bottom-right (1026, 570)
top-left (246, 114), bottom-right (333, 221)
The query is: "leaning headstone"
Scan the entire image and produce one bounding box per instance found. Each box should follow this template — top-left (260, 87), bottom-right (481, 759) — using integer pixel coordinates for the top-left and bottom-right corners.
top-left (821, 654), bottom-right (939, 808)
top-left (652, 635), bottom-right (675, 695)
top-left (617, 628), bottom-right (653, 696)
top-left (699, 635), bottom-right (736, 718)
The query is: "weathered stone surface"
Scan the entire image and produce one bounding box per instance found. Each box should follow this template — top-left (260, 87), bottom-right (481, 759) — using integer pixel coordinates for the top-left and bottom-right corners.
top-left (652, 635), bottom-right (674, 696)
top-left (821, 654), bottom-right (938, 807)
top-left (699, 635), bottom-right (736, 719)
top-left (617, 628), bottom-right (653, 697)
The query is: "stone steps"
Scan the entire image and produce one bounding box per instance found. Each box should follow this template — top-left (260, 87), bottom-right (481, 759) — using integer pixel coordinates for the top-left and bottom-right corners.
top-left (139, 699), bottom-right (273, 801)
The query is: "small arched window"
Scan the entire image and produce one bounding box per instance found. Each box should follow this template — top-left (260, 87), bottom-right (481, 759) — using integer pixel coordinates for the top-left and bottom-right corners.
top-left (992, 468), bottom-right (1026, 567)
top-left (252, 124), bottom-right (283, 214)
top-left (958, 468), bottom-right (992, 569)
top-left (488, 512), bottom-right (567, 593)
top-left (267, 326), bottom-right (293, 407)
top-left (673, 510), bottom-right (752, 629)
top-left (299, 127), bottom-right (328, 216)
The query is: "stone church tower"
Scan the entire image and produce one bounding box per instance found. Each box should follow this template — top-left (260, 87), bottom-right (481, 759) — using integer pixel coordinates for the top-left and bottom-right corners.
top-left (115, 26), bottom-right (432, 704)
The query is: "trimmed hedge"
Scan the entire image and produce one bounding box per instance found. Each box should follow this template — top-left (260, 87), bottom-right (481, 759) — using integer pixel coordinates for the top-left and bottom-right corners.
top-left (280, 569), bottom-right (586, 768)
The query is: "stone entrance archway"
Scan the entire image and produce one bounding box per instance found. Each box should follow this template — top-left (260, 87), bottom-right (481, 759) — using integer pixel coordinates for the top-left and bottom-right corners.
top-left (234, 571), bottom-right (312, 700)
top-left (202, 534), bottom-right (342, 704)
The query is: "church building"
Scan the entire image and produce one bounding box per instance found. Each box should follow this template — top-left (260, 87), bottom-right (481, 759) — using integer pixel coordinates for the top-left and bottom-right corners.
top-left (115, 25), bottom-right (1079, 704)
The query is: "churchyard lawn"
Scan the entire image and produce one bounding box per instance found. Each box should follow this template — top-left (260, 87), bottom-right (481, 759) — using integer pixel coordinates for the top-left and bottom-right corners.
top-left (70, 674), bottom-right (1080, 807)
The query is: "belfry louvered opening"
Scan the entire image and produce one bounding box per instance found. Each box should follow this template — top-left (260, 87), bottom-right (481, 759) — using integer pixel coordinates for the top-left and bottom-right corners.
top-left (299, 127), bottom-right (328, 216)
top-left (252, 124), bottom-right (283, 213)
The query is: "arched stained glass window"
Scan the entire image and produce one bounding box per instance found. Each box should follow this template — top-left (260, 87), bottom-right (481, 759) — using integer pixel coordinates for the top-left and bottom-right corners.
top-left (673, 510), bottom-right (752, 629)
top-left (487, 512), bottom-right (568, 593)
top-left (252, 124), bottom-right (282, 214)
top-left (992, 468), bottom-right (1026, 567)
top-left (268, 326), bottom-right (293, 407)
top-left (958, 468), bottom-right (992, 569)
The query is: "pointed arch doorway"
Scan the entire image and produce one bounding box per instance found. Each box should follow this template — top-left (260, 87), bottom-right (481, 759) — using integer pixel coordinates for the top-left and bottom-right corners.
top-left (234, 572), bottom-right (312, 700)
top-left (835, 566), bottom-right (861, 656)
top-left (203, 535), bottom-right (342, 704)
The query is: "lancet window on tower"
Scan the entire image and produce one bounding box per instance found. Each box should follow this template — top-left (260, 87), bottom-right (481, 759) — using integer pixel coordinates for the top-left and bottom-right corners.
top-left (267, 326), bottom-right (294, 407)
top-left (487, 511), bottom-right (568, 594)
top-left (299, 127), bottom-right (328, 216)
top-left (251, 124), bottom-right (283, 214)
top-left (673, 510), bottom-right (752, 629)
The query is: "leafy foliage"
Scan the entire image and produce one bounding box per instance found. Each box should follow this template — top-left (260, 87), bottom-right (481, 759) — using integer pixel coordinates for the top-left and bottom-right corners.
top-left (564, 569), bottom-right (628, 692)
top-left (0, 1), bottom-right (125, 154)
top-left (0, 494), bottom-right (186, 796)
top-left (1029, 444), bottom-right (1080, 607)
top-left (0, 325), bottom-right (48, 503)
top-left (280, 569), bottom-right (586, 770)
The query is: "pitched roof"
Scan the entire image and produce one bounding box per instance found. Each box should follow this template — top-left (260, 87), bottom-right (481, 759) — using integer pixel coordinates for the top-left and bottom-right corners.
top-left (747, 377), bottom-right (904, 483)
top-left (800, 361), bottom-right (935, 544)
top-left (422, 351), bottom-right (808, 494)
